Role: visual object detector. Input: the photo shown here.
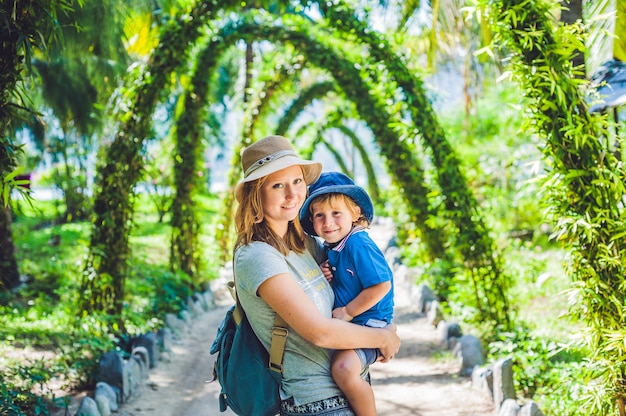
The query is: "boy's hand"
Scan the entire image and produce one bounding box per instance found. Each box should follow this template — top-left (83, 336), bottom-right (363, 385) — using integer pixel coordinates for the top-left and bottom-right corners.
top-left (320, 260), bottom-right (333, 283)
top-left (332, 306), bottom-right (353, 321)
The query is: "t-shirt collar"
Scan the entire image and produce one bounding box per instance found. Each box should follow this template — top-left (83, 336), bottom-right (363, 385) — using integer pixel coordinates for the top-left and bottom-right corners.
top-left (324, 225), bottom-right (365, 252)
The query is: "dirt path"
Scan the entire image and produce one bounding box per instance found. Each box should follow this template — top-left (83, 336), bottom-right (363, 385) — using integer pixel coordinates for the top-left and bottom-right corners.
top-left (64, 220), bottom-right (495, 415)
top-left (121, 304), bottom-right (494, 416)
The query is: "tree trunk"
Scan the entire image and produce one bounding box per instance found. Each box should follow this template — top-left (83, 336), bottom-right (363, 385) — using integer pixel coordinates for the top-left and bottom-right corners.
top-left (0, 205), bottom-right (20, 293)
top-left (0, 1), bottom-right (30, 296)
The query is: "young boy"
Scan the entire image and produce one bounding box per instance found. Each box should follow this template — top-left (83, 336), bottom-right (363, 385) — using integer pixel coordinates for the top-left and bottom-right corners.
top-left (300, 171), bottom-right (395, 416)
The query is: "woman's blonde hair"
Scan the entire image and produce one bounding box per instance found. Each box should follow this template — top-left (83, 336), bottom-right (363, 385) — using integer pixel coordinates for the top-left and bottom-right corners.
top-left (309, 193), bottom-right (370, 228)
top-left (234, 176), bottom-right (307, 256)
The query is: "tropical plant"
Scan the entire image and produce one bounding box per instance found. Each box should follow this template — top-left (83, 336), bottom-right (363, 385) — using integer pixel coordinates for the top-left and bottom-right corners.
top-left (482, 0), bottom-right (626, 413)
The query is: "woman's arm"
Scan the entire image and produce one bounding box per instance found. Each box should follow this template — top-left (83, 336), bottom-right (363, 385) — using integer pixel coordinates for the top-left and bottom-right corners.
top-left (258, 273), bottom-right (400, 358)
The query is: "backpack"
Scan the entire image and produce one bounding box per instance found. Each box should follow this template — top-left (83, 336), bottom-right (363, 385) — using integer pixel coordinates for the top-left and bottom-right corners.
top-left (210, 283), bottom-right (288, 416)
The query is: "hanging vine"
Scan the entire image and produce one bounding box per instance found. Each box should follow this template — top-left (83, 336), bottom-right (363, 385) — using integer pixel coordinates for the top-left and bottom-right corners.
top-left (317, 1), bottom-right (511, 328)
top-left (81, 0), bottom-right (239, 321)
top-left (274, 80), bottom-right (338, 136)
top-left (320, 118), bottom-right (381, 204)
top-left (169, 22), bottom-right (234, 287)
top-left (484, 0), bottom-right (626, 412)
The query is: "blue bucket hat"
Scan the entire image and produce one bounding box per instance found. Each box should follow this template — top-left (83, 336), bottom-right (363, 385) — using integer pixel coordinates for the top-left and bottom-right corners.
top-left (300, 171), bottom-right (374, 236)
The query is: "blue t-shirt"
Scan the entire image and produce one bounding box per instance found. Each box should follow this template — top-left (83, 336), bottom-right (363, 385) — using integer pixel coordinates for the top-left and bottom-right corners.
top-left (326, 228), bottom-right (394, 326)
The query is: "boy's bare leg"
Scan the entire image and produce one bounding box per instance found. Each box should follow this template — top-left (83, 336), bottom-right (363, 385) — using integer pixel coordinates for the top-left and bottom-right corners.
top-left (331, 349), bottom-right (377, 416)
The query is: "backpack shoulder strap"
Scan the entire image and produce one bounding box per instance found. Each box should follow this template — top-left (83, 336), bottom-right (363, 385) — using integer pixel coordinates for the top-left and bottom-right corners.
top-left (269, 313), bottom-right (288, 374)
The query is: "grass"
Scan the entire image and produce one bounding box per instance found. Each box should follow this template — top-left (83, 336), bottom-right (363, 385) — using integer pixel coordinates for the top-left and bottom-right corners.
top-left (1, 192), bottom-right (226, 415)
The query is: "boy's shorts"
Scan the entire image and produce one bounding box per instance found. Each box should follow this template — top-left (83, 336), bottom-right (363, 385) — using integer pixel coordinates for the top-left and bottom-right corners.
top-left (355, 318), bottom-right (388, 368)
top-left (355, 347), bottom-right (381, 368)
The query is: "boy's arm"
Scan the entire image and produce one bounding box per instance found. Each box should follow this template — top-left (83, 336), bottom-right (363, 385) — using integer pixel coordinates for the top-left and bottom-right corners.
top-left (333, 280), bottom-right (392, 321)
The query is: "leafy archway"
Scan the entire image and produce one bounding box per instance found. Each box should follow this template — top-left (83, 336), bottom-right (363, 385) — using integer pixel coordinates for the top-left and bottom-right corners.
top-left (80, 0), bottom-right (240, 319)
top-left (208, 17), bottom-right (447, 264)
top-left (274, 81), bottom-right (381, 202)
top-left (229, 18), bottom-right (509, 327)
top-left (318, 2), bottom-right (511, 327)
top-left (83, 2), bottom-right (511, 333)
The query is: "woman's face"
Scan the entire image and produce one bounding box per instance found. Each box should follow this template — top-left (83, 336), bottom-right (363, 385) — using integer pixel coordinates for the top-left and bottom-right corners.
top-left (260, 165), bottom-right (307, 236)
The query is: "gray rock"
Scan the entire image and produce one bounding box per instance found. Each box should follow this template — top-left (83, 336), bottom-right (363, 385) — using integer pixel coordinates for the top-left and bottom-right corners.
top-left (493, 356), bottom-right (516, 411)
top-left (95, 381), bottom-right (119, 411)
top-left (180, 309), bottom-right (192, 325)
top-left (75, 396), bottom-right (100, 416)
top-left (125, 357), bottom-right (142, 398)
top-left (193, 292), bottom-right (209, 311)
top-left (187, 296), bottom-right (204, 316)
top-left (499, 398), bottom-right (520, 416)
top-left (453, 334), bottom-right (484, 375)
top-left (520, 401), bottom-right (544, 416)
top-left (97, 351), bottom-right (127, 404)
top-left (95, 394), bottom-right (111, 416)
top-left (165, 313), bottom-right (186, 339)
top-left (471, 365), bottom-right (494, 400)
top-left (157, 327), bottom-right (173, 352)
top-left (427, 300), bottom-right (443, 327)
top-left (132, 332), bottom-right (159, 368)
top-left (437, 320), bottom-right (463, 348)
top-left (417, 283), bottom-right (437, 314)
top-left (131, 353), bottom-right (148, 380)
top-left (131, 346), bottom-right (150, 374)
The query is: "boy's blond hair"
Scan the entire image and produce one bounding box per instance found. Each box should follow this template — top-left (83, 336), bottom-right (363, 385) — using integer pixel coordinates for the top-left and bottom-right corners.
top-left (309, 193), bottom-right (370, 229)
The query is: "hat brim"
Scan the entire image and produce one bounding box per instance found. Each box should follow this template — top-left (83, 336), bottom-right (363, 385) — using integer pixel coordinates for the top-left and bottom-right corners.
top-left (299, 184), bottom-right (374, 236)
top-left (235, 156), bottom-right (322, 202)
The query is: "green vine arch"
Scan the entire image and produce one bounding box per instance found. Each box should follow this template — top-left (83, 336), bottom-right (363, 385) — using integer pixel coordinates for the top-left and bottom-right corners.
top-left (84, 3), bottom-right (510, 333)
top-left (319, 2), bottom-right (511, 327)
top-left (274, 81), bottom-right (381, 203)
top-left (217, 18), bottom-right (447, 263)
top-left (81, 0), bottom-right (240, 318)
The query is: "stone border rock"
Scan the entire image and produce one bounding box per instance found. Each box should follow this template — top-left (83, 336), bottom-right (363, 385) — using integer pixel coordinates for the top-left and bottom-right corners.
top-left (385, 234), bottom-right (545, 416)
top-left (73, 291), bottom-right (215, 416)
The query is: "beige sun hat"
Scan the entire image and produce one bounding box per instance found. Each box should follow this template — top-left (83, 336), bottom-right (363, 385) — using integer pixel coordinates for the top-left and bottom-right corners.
top-left (235, 135), bottom-right (322, 202)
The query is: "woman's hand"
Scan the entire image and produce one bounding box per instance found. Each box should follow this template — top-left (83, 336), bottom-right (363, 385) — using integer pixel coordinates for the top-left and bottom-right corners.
top-left (378, 322), bottom-right (400, 362)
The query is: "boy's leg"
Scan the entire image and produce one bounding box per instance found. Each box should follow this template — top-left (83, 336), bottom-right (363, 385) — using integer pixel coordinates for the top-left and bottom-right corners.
top-left (331, 349), bottom-right (377, 416)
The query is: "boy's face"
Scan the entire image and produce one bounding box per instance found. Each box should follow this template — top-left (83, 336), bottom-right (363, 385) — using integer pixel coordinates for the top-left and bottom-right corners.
top-left (310, 197), bottom-right (360, 244)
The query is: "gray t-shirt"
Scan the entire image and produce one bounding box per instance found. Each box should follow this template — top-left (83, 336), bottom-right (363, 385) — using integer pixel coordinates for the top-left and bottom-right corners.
top-left (234, 238), bottom-right (342, 406)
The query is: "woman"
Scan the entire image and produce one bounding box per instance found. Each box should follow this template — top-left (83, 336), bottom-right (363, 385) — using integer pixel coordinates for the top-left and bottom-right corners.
top-left (233, 135), bottom-right (400, 416)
